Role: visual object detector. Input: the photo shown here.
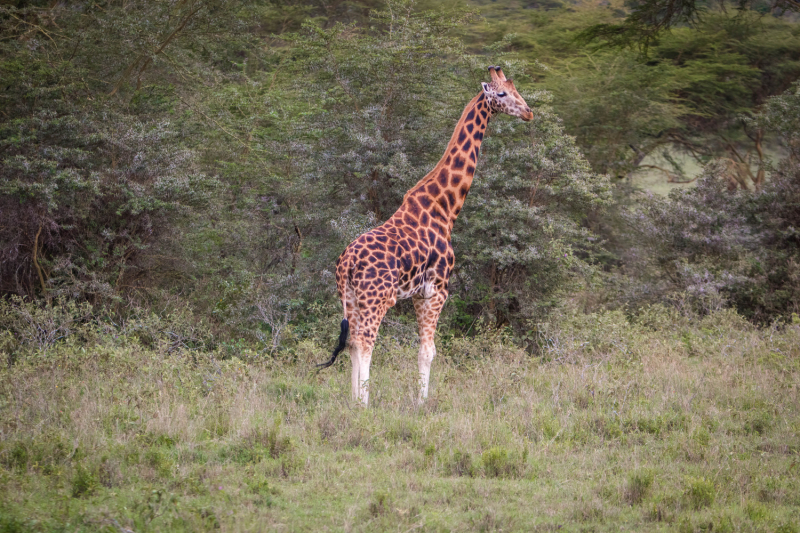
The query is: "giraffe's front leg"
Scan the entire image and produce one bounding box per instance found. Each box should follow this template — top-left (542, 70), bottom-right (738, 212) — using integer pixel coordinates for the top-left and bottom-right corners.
top-left (418, 340), bottom-right (435, 401)
top-left (413, 290), bottom-right (447, 404)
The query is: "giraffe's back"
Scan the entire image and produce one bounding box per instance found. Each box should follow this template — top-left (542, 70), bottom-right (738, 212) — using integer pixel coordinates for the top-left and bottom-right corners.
top-left (335, 210), bottom-right (454, 304)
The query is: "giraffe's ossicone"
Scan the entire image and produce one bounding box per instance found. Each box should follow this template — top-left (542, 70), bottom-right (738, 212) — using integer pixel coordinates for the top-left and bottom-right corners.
top-left (317, 66), bottom-right (534, 406)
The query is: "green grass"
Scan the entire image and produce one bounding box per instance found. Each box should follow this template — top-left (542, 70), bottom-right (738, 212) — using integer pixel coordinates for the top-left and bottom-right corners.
top-left (629, 143), bottom-right (790, 196)
top-left (1, 307), bottom-right (799, 531)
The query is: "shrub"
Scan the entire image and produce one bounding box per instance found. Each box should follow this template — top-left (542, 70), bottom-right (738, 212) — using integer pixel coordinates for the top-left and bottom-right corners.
top-left (368, 491), bottom-right (391, 517)
top-left (71, 463), bottom-right (98, 498)
top-left (443, 449), bottom-right (475, 477)
top-left (480, 446), bottom-right (527, 479)
top-left (743, 410), bottom-right (773, 436)
top-left (685, 476), bottom-right (715, 509)
top-left (143, 448), bottom-right (174, 479)
top-left (616, 83), bottom-right (800, 323)
top-left (0, 513), bottom-right (31, 533)
top-left (625, 469), bottom-right (655, 505)
top-left (2, 442), bottom-right (29, 472)
top-left (0, 296), bottom-right (92, 355)
top-left (247, 477), bottom-right (278, 507)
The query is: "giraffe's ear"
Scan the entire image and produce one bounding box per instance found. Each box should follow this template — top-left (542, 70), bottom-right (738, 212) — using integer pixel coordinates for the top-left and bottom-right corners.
top-left (481, 82), bottom-right (491, 94)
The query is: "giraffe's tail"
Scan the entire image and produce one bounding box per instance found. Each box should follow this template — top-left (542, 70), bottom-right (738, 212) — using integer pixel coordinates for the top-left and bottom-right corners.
top-left (317, 250), bottom-right (353, 370)
top-left (316, 318), bottom-right (349, 370)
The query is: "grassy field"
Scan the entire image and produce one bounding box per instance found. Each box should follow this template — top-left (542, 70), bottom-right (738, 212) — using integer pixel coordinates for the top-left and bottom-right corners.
top-left (628, 143), bottom-right (790, 196)
top-left (1, 306), bottom-right (799, 532)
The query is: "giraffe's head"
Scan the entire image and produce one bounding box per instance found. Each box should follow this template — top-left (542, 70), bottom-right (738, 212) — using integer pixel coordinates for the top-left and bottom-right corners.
top-left (482, 66), bottom-right (534, 122)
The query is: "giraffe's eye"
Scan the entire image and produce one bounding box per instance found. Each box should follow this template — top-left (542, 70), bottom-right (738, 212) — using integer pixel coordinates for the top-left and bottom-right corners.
top-left (497, 92), bottom-right (506, 97)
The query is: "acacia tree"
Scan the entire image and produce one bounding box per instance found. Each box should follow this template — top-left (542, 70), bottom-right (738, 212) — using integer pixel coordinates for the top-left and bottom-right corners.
top-left (490, 7), bottom-right (800, 181)
top-left (615, 83), bottom-right (800, 321)
top-left (578, 0), bottom-right (800, 50)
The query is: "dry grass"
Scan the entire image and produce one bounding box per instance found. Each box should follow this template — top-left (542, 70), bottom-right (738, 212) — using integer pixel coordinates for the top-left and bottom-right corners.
top-left (1, 306), bottom-right (799, 532)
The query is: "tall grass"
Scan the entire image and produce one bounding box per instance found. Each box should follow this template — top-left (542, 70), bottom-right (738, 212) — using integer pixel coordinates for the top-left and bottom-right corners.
top-left (1, 304), bottom-right (798, 531)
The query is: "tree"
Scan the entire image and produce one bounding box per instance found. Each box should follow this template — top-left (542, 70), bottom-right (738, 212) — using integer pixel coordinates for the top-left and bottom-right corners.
top-left (614, 83), bottom-right (800, 320)
top-left (0, 1), bottom-right (238, 301)
top-left (578, 0), bottom-right (800, 50)
top-left (475, 6), bottom-right (800, 181)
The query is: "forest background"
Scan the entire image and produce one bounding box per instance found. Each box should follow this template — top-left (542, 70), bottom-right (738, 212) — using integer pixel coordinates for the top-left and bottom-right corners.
top-left (2, 0), bottom-right (800, 530)
top-left (2, 0), bottom-right (800, 344)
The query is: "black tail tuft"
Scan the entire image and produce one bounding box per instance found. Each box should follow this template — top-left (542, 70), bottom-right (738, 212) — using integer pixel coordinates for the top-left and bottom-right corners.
top-left (316, 318), bottom-right (349, 370)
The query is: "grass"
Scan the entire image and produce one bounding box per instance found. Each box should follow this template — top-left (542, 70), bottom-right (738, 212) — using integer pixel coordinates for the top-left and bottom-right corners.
top-left (1, 306), bottom-right (799, 532)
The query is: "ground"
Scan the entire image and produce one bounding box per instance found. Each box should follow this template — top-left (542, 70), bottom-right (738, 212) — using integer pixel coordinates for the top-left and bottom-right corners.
top-left (1, 307), bottom-right (798, 532)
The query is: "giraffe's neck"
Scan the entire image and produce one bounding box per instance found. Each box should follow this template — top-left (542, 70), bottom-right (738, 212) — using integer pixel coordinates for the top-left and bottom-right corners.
top-left (402, 91), bottom-right (493, 237)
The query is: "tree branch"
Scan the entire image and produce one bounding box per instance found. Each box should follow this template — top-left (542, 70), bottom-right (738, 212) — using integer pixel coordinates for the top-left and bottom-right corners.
top-left (32, 223), bottom-right (48, 296)
top-left (108, 5), bottom-right (202, 96)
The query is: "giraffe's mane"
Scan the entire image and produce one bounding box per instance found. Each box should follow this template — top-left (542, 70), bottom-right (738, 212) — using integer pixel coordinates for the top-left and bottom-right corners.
top-left (402, 92), bottom-right (484, 204)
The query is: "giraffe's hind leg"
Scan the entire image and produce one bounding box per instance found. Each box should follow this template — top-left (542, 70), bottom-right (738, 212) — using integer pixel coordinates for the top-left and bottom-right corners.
top-left (349, 334), bottom-right (374, 405)
top-left (350, 288), bottom-right (396, 406)
top-left (413, 289), bottom-right (448, 403)
top-left (343, 283), bottom-right (361, 402)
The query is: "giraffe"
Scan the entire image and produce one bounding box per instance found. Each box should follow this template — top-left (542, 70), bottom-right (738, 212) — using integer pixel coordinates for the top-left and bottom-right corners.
top-left (317, 66), bottom-right (534, 406)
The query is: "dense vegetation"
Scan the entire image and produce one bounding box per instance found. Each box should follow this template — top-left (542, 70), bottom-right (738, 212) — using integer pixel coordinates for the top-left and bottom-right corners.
top-left (3, 0), bottom-right (799, 339)
top-left (1, 0), bottom-right (800, 529)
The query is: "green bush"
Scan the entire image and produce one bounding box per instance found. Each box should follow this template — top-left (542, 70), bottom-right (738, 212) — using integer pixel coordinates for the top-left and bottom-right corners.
top-left (71, 463), bottom-right (98, 498)
top-left (480, 446), bottom-right (527, 479)
top-left (743, 410), bottom-right (773, 436)
top-left (247, 477), bottom-right (278, 507)
top-left (0, 437), bottom-right (69, 475)
top-left (625, 469), bottom-right (655, 505)
top-left (443, 449), bottom-right (475, 477)
top-left (0, 512), bottom-right (32, 533)
top-left (685, 476), bottom-right (716, 510)
top-left (619, 143), bottom-right (800, 323)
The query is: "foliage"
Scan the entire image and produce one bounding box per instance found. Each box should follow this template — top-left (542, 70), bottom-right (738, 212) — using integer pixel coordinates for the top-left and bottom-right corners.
top-left (1, 0), bottom-right (800, 349)
top-left (542, 47), bottom-right (689, 176)
top-left (0, 2), bottom-right (224, 302)
top-left (625, 469), bottom-right (655, 505)
top-left (617, 149), bottom-right (800, 321)
top-left (0, 296), bottom-right (92, 361)
top-left (685, 476), bottom-right (716, 510)
top-left (454, 101), bottom-right (611, 329)
top-left (490, 8), bottom-right (800, 177)
top-left (0, 295), bottom-right (215, 363)
top-left (578, 0), bottom-right (800, 50)
top-left (752, 80), bottom-right (800, 159)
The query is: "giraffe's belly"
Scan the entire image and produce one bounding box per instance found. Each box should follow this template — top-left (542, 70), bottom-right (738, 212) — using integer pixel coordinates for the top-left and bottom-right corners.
top-left (395, 269), bottom-right (438, 301)
top-left (396, 281), bottom-right (421, 301)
